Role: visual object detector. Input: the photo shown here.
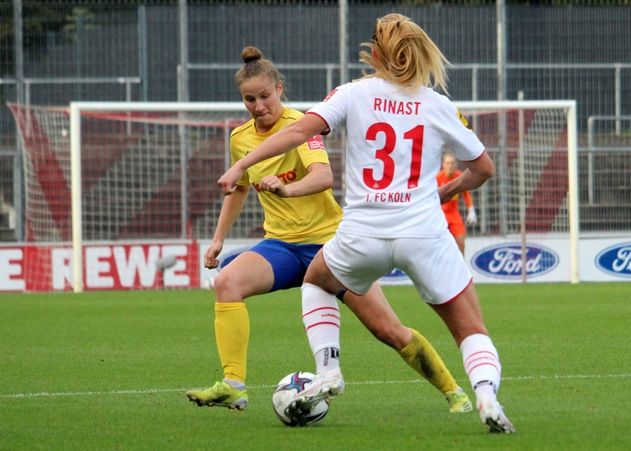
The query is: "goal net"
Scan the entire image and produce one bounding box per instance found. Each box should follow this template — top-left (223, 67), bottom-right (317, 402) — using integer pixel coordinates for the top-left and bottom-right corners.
top-left (9, 100), bottom-right (577, 291)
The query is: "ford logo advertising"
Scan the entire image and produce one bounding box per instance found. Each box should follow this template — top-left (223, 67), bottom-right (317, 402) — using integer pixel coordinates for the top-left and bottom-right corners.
top-left (595, 242), bottom-right (631, 278)
top-left (472, 243), bottom-right (559, 279)
top-left (379, 268), bottom-right (411, 285)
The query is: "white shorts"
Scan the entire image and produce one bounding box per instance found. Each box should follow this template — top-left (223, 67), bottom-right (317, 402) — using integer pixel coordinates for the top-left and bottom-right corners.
top-left (323, 230), bottom-right (472, 304)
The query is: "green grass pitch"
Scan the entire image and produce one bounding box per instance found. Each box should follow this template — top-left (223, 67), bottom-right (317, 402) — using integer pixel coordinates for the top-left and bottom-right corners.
top-left (1, 283), bottom-right (630, 450)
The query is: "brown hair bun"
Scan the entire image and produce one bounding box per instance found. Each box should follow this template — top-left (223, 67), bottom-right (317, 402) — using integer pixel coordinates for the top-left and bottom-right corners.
top-left (242, 46), bottom-right (262, 64)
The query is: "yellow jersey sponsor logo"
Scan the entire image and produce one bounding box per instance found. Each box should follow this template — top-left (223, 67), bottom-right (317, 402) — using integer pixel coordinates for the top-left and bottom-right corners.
top-left (457, 110), bottom-right (472, 129)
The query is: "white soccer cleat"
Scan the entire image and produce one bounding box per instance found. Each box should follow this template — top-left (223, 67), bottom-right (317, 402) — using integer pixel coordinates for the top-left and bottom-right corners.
top-left (477, 396), bottom-right (516, 433)
top-left (284, 368), bottom-right (345, 418)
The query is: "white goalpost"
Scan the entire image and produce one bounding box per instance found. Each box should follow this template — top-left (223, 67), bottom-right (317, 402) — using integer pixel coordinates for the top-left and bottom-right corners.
top-left (10, 99), bottom-right (578, 292)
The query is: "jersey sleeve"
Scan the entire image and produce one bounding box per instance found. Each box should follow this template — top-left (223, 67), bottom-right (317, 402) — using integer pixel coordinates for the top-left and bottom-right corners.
top-left (296, 134), bottom-right (331, 168)
top-left (306, 83), bottom-right (351, 135)
top-left (436, 99), bottom-right (485, 162)
top-left (229, 137), bottom-right (250, 186)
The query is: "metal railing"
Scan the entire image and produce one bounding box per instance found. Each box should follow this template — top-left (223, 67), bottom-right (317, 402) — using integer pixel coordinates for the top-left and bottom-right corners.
top-left (450, 63), bottom-right (630, 125)
top-left (585, 115), bottom-right (631, 205)
top-left (186, 63), bottom-right (340, 94)
top-left (23, 76), bottom-right (141, 107)
top-left (3, 76), bottom-right (142, 105)
top-left (186, 62), bottom-right (630, 118)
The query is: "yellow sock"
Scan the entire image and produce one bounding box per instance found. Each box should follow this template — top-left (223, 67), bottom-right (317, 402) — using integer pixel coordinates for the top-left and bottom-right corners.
top-left (398, 328), bottom-right (459, 395)
top-left (214, 301), bottom-right (249, 384)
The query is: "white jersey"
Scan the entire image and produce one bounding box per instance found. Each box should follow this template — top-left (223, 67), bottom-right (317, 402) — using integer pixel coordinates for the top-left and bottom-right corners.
top-left (308, 77), bottom-right (484, 238)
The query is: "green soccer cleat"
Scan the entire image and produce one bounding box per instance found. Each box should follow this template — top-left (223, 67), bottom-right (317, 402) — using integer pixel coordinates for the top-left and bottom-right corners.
top-left (186, 381), bottom-right (248, 411)
top-left (445, 387), bottom-right (473, 413)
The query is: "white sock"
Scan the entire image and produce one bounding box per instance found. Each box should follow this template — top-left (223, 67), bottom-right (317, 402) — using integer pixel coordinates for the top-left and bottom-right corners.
top-left (301, 283), bottom-right (341, 374)
top-left (314, 347), bottom-right (340, 374)
top-left (460, 333), bottom-right (502, 401)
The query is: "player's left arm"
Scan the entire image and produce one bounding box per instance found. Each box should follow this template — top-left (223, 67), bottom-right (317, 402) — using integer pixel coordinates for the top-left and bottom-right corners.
top-left (258, 162), bottom-right (333, 198)
top-left (219, 114), bottom-right (328, 194)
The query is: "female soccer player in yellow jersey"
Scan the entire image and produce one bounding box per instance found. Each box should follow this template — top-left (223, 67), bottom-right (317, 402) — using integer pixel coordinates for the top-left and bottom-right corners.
top-left (218, 16), bottom-right (515, 434)
top-left (185, 46), bottom-right (472, 414)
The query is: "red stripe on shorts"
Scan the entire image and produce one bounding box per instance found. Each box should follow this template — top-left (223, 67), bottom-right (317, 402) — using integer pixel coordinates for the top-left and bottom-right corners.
top-left (443, 277), bottom-right (473, 305)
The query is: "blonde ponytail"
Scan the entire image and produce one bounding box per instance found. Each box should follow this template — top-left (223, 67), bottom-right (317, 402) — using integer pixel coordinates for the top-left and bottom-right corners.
top-left (359, 13), bottom-right (450, 93)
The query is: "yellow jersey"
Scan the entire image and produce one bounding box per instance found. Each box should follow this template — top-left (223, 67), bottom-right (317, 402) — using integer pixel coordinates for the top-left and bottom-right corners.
top-left (230, 107), bottom-right (342, 244)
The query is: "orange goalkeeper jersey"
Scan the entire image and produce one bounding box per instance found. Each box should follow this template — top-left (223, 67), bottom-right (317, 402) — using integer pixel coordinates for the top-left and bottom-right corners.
top-left (436, 169), bottom-right (473, 219)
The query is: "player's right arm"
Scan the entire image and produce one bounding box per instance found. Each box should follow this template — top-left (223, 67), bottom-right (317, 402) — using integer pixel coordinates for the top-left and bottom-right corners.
top-left (204, 184), bottom-right (249, 269)
top-left (258, 162), bottom-right (333, 198)
top-left (218, 114), bottom-right (327, 194)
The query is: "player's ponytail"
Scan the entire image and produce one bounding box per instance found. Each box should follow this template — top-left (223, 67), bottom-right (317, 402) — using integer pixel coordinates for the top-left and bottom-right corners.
top-left (359, 13), bottom-right (450, 94)
top-left (235, 46), bottom-right (285, 88)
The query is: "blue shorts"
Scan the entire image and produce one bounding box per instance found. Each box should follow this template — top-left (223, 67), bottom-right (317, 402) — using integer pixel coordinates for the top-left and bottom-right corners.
top-left (220, 239), bottom-right (322, 292)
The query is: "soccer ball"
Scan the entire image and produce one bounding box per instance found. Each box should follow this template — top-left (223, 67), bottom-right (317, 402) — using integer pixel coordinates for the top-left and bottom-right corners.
top-left (272, 371), bottom-right (329, 427)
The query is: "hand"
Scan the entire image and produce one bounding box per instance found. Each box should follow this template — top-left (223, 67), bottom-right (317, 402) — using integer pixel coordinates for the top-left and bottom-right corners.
top-left (218, 165), bottom-right (245, 195)
top-left (466, 207), bottom-right (478, 226)
top-left (204, 241), bottom-right (223, 269)
top-left (259, 175), bottom-right (289, 197)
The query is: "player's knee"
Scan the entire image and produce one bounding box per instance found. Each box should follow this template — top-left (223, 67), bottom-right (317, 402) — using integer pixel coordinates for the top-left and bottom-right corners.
top-left (212, 272), bottom-right (241, 299)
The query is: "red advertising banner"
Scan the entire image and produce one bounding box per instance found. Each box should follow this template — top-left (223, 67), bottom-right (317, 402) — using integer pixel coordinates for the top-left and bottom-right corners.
top-left (0, 242), bottom-right (199, 292)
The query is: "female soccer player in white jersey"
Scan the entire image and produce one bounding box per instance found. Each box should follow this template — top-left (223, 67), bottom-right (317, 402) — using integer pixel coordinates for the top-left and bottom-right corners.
top-left (186, 46), bottom-right (472, 415)
top-left (218, 16), bottom-right (515, 433)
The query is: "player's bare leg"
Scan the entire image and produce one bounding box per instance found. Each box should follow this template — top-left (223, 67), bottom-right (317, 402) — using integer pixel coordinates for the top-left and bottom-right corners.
top-left (430, 281), bottom-right (487, 344)
top-left (453, 233), bottom-right (466, 255)
top-left (343, 283), bottom-right (472, 413)
top-left (343, 283), bottom-right (410, 349)
top-left (431, 283), bottom-right (516, 433)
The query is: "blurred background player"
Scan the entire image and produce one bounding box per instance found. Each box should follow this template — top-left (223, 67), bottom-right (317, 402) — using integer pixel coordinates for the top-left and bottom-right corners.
top-left (218, 15), bottom-right (515, 433)
top-left (436, 152), bottom-right (478, 254)
top-left (186, 46), bottom-right (472, 414)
